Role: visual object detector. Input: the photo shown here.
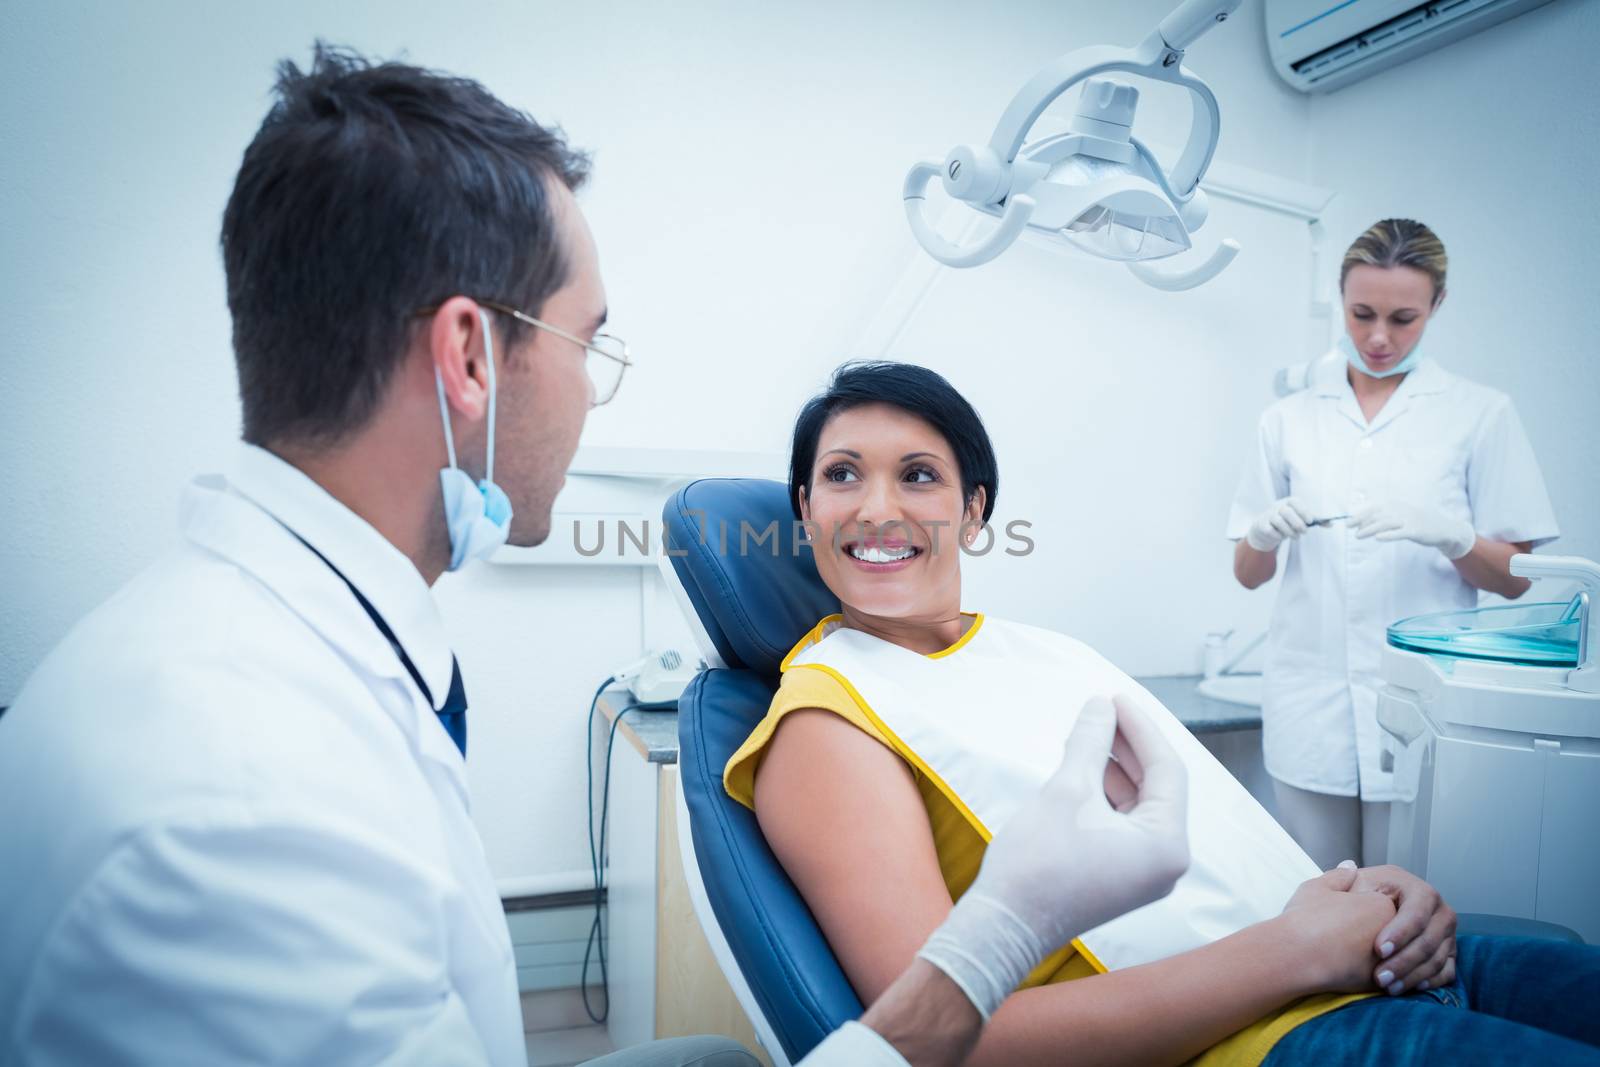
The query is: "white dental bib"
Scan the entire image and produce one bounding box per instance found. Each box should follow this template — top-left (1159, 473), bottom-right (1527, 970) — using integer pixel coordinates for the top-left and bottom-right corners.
top-left (785, 614), bottom-right (1319, 972)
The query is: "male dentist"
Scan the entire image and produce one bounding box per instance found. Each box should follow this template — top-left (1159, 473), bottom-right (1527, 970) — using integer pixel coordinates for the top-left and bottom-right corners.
top-left (0, 46), bottom-right (1187, 1066)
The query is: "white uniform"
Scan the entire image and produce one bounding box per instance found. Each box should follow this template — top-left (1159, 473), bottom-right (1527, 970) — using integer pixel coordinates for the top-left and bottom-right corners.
top-left (800, 1023), bottom-right (907, 1065)
top-left (0, 446), bottom-right (524, 1065)
top-left (1227, 357), bottom-right (1558, 800)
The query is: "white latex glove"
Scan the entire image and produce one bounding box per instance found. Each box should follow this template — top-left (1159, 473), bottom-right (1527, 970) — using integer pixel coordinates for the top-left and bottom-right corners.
top-left (1245, 497), bottom-right (1314, 552)
top-left (1351, 500), bottom-right (1475, 560)
top-left (916, 696), bottom-right (1190, 1019)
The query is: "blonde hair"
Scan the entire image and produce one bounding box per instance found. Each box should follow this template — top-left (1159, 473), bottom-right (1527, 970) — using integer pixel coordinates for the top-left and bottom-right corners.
top-left (1340, 218), bottom-right (1448, 304)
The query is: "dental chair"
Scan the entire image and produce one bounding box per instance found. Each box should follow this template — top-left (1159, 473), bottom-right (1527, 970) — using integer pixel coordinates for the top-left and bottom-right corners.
top-left (658, 478), bottom-right (852, 1065)
top-left (658, 479), bottom-right (1583, 1065)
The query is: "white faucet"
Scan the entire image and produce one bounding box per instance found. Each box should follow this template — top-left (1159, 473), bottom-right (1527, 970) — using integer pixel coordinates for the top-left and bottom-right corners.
top-left (1509, 554), bottom-right (1600, 694)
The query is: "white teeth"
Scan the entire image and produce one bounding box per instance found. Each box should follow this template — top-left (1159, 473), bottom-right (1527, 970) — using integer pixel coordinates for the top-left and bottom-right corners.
top-left (850, 544), bottom-right (916, 563)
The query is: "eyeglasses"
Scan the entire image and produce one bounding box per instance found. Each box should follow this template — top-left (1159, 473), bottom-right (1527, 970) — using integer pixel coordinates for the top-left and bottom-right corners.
top-left (417, 299), bottom-right (633, 407)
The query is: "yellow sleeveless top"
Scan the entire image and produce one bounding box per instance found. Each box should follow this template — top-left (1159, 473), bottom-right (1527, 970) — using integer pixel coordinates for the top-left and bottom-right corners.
top-left (727, 659), bottom-right (1366, 1066)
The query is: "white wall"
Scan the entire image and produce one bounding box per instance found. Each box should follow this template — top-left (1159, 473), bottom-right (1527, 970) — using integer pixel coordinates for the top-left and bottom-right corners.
top-left (6, 0), bottom-right (1591, 888)
top-left (1306, 0), bottom-right (1600, 567)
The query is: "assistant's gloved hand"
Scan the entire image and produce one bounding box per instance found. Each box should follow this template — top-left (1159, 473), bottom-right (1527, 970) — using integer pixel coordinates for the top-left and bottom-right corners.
top-left (1246, 497), bottom-right (1314, 552)
top-left (916, 696), bottom-right (1190, 1019)
top-left (1351, 500), bottom-right (1475, 560)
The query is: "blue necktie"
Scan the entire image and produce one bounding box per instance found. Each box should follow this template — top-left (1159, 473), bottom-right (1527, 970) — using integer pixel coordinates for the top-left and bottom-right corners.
top-left (435, 657), bottom-right (469, 757)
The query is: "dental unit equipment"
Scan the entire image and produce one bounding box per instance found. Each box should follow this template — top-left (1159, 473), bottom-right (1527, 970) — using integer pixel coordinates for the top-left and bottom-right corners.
top-left (903, 0), bottom-right (1244, 290)
top-left (1380, 554), bottom-right (1600, 944)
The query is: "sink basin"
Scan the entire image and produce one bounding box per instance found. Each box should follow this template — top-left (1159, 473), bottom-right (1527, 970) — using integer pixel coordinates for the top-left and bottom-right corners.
top-left (1196, 674), bottom-right (1263, 708)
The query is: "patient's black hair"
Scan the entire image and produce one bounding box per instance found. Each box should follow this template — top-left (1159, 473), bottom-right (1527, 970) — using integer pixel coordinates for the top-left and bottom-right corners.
top-left (788, 360), bottom-right (998, 522)
top-left (222, 42), bottom-right (590, 447)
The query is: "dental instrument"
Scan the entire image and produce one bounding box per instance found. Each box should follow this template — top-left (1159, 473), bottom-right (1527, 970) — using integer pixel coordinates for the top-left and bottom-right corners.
top-left (902, 0), bottom-right (1244, 290)
top-left (612, 648), bottom-right (702, 707)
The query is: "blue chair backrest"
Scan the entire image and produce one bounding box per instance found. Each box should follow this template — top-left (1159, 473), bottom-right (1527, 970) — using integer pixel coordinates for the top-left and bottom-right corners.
top-left (662, 479), bottom-right (859, 1061)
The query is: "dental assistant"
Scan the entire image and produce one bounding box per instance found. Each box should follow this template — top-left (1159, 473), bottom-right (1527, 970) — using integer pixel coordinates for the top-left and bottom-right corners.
top-left (0, 46), bottom-right (1189, 1067)
top-left (1228, 219), bottom-right (1559, 870)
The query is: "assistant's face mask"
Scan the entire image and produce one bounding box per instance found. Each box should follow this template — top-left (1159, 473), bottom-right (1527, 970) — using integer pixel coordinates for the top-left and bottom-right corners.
top-left (436, 309), bottom-right (514, 571)
top-left (1339, 332), bottom-right (1421, 380)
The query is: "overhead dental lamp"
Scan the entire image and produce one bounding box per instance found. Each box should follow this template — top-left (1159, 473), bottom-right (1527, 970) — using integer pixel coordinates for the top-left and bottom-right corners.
top-left (903, 0), bottom-right (1244, 291)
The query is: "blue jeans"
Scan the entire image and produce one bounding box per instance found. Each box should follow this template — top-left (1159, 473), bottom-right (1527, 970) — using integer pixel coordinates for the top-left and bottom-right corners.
top-left (1265, 935), bottom-right (1600, 1065)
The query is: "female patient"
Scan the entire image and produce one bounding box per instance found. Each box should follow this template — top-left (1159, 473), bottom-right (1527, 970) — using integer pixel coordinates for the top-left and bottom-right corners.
top-left (724, 361), bottom-right (1599, 1067)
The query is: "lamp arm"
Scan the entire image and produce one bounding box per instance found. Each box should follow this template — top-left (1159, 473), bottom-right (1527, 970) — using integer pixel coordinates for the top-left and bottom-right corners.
top-left (1163, 71), bottom-right (1220, 198)
top-left (985, 44), bottom-right (1156, 161)
top-left (1154, 0), bottom-right (1244, 52)
top-left (903, 161), bottom-right (1038, 268)
top-left (1127, 238), bottom-right (1240, 291)
top-left (984, 45), bottom-right (1220, 202)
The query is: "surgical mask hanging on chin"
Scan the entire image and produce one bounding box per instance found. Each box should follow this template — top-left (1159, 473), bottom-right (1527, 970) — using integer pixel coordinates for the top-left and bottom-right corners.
top-left (1339, 332), bottom-right (1422, 380)
top-left (436, 309), bottom-right (514, 571)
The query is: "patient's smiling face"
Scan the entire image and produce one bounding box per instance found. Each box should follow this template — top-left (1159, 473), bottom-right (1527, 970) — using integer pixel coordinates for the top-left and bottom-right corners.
top-left (798, 403), bottom-right (984, 644)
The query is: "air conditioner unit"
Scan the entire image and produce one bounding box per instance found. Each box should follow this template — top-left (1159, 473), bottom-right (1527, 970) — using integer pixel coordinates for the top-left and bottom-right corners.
top-left (1266, 0), bottom-right (1556, 93)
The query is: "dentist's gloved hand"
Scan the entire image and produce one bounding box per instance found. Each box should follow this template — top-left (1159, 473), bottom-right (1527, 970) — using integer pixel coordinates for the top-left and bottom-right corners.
top-left (1246, 497), bottom-right (1314, 552)
top-left (1351, 500), bottom-right (1476, 560)
top-left (916, 696), bottom-right (1190, 1020)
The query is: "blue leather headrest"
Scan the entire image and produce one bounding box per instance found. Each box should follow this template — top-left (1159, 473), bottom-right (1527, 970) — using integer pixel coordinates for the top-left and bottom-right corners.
top-left (678, 668), bottom-right (863, 1058)
top-left (662, 479), bottom-right (839, 677)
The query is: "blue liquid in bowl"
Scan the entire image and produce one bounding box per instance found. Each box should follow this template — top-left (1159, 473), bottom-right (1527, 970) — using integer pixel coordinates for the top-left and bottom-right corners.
top-left (1387, 600), bottom-right (1579, 668)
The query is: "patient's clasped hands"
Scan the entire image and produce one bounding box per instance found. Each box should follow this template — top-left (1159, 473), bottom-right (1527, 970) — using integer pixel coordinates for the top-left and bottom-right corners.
top-left (1345, 862), bottom-right (1459, 995)
top-left (916, 695), bottom-right (1191, 1019)
top-left (1277, 858), bottom-right (1458, 997)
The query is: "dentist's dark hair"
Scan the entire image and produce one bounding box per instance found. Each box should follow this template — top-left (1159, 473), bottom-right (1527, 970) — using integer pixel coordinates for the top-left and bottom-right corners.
top-left (789, 360), bottom-right (998, 523)
top-left (222, 42), bottom-right (590, 447)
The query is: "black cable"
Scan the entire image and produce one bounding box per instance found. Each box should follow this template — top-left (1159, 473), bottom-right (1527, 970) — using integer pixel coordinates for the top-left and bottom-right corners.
top-left (584, 695), bottom-right (639, 1023)
top-left (582, 678), bottom-right (611, 1022)
top-left (582, 679), bottom-right (642, 1024)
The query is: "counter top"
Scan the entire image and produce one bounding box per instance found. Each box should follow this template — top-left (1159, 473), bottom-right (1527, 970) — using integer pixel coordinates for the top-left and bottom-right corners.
top-left (598, 674), bottom-right (1261, 767)
top-left (598, 690), bottom-right (680, 765)
top-left (1137, 675), bottom-right (1264, 734)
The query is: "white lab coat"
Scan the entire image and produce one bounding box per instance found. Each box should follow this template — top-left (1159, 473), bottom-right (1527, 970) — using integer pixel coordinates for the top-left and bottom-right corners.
top-left (1227, 357), bottom-right (1558, 799)
top-left (798, 1022), bottom-right (907, 1065)
top-left (0, 446), bottom-right (525, 1065)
